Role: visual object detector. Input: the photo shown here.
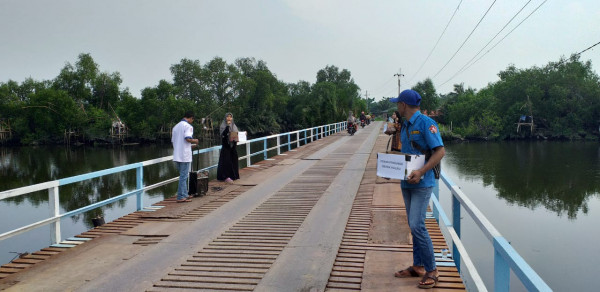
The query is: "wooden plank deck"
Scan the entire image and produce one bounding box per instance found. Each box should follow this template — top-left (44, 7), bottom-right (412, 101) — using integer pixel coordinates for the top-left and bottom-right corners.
top-left (0, 122), bottom-right (464, 291)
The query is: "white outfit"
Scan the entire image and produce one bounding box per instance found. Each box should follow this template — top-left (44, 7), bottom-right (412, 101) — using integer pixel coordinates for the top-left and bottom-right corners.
top-left (172, 119), bottom-right (194, 162)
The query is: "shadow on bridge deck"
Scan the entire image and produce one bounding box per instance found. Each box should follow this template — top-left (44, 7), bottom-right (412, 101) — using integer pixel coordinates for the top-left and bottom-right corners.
top-left (0, 122), bottom-right (464, 292)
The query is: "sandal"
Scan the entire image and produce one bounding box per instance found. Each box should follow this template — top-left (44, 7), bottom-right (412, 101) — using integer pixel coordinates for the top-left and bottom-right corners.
top-left (418, 272), bottom-right (439, 289)
top-left (394, 266), bottom-right (422, 278)
top-left (176, 198), bottom-right (192, 203)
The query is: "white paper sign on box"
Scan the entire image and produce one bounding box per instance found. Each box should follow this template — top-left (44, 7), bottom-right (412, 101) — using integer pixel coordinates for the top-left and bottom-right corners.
top-left (376, 152), bottom-right (425, 180)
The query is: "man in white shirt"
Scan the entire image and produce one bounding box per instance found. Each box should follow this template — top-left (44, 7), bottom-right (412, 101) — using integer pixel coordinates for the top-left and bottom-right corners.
top-left (172, 111), bottom-right (199, 202)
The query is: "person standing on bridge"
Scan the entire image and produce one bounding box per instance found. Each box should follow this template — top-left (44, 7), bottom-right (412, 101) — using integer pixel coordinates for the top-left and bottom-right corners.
top-left (217, 112), bottom-right (240, 182)
top-left (384, 111), bottom-right (402, 152)
top-left (391, 89), bottom-right (445, 289)
top-left (172, 111), bottom-right (199, 203)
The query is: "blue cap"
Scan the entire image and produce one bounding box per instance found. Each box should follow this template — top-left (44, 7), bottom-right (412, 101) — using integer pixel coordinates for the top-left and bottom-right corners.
top-left (390, 89), bottom-right (421, 106)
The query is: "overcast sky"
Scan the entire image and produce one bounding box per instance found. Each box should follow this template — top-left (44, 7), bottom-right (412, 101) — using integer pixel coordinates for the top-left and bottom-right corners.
top-left (1, 0), bottom-right (598, 100)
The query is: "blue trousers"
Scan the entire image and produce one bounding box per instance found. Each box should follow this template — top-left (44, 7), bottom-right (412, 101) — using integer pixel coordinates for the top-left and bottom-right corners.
top-left (175, 161), bottom-right (191, 200)
top-left (402, 187), bottom-right (436, 272)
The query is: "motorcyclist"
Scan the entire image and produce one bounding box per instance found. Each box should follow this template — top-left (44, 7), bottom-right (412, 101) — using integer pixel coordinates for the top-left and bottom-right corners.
top-left (347, 111), bottom-right (357, 135)
top-left (360, 111), bottom-right (366, 122)
top-left (359, 111), bottom-right (366, 128)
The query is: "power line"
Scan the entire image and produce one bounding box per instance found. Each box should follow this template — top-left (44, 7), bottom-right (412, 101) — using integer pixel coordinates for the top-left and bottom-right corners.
top-left (575, 40), bottom-right (600, 56)
top-left (432, 0), bottom-right (498, 79)
top-left (408, 0), bottom-right (463, 84)
top-left (440, 0), bottom-right (534, 86)
top-left (545, 40), bottom-right (600, 68)
top-left (439, 0), bottom-right (548, 87)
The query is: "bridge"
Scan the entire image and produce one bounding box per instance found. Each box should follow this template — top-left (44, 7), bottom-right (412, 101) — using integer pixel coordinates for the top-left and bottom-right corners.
top-left (0, 122), bottom-right (550, 291)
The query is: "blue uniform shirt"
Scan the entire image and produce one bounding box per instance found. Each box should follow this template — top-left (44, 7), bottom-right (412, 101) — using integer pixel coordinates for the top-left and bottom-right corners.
top-left (400, 111), bottom-right (444, 189)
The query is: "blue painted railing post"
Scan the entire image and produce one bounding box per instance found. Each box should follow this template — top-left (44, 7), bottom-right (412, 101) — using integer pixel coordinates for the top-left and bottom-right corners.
top-left (287, 133), bottom-right (291, 151)
top-left (264, 139), bottom-right (268, 160)
top-left (304, 130), bottom-right (307, 144)
top-left (433, 180), bottom-right (440, 222)
top-left (136, 165), bottom-right (143, 211)
top-left (452, 195), bottom-right (462, 272)
top-left (494, 237), bottom-right (511, 292)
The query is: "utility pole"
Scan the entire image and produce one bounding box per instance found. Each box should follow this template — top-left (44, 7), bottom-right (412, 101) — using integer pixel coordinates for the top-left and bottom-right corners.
top-left (393, 69), bottom-right (404, 96)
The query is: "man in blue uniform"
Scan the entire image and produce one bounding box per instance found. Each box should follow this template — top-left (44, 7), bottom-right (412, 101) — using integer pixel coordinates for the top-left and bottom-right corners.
top-left (391, 89), bottom-right (445, 289)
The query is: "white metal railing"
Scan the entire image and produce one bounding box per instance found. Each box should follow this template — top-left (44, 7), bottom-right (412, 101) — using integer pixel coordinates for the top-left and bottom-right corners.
top-left (0, 121), bottom-right (347, 245)
top-left (432, 172), bottom-right (552, 292)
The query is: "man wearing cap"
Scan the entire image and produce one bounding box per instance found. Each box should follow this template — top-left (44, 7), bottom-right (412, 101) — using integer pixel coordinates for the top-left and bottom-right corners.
top-left (391, 89), bottom-right (445, 289)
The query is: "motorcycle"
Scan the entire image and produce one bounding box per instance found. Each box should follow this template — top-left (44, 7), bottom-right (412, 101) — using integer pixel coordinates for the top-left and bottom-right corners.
top-left (360, 119), bottom-right (366, 128)
top-left (347, 123), bottom-right (357, 136)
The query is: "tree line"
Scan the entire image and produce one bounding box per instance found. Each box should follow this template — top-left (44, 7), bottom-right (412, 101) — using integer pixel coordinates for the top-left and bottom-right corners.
top-left (0, 53), bottom-right (367, 144)
top-left (367, 55), bottom-right (600, 140)
top-left (2, 53), bottom-right (599, 145)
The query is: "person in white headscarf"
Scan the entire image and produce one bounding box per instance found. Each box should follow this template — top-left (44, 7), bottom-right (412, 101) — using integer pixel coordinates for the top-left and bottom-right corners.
top-left (216, 112), bottom-right (240, 182)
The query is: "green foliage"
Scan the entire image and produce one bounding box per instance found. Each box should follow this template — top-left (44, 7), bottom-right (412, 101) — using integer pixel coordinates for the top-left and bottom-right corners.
top-left (439, 55), bottom-right (600, 140)
top-left (6, 52), bottom-right (596, 144)
top-left (412, 78), bottom-right (439, 112)
top-left (0, 54), bottom-right (363, 144)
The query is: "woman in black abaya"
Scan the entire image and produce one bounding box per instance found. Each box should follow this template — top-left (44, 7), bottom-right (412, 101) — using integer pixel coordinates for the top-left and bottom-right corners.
top-left (217, 113), bottom-right (240, 182)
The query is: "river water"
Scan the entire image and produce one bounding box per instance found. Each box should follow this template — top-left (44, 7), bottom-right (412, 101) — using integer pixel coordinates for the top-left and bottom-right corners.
top-left (1, 141), bottom-right (599, 291)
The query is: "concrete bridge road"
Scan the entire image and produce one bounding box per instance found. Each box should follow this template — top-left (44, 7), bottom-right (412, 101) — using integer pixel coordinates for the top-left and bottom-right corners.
top-left (2, 123), bottom-right (382, 291)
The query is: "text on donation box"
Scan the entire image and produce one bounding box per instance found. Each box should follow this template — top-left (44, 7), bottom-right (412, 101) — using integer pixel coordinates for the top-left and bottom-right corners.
top-left (376, 153), bottom-right (425, 180)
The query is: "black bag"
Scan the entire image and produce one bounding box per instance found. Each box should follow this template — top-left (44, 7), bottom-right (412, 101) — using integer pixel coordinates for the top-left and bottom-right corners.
top-left (188, 150), bottom-right (209, 197)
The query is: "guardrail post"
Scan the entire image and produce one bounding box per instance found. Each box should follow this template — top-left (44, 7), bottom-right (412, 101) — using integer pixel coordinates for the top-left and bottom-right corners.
top-left (304, 130), bottom-right (307, 144)
top-left (48, 186), bottom-right (61, 244)
top-left (136, 165), bottom-right (143, 211)
top-left (452, 195), bottom-right (462, 272)
top-left (264, 139), bottom-right (268, 160)
top-left (433, 180), bottom-right (440, 222)
top-left (310, 128), bottom-right (314, 142)
top-left (287, 133), bottom-right (291, 151)
top-left (297, 132), bottom-right (301, 148)
top-left (277, 136), bottom-right (281, 155)
top-left (494, 238), bottom-right (510, 292)
top-left (246, 143), bottom-right (251, 166)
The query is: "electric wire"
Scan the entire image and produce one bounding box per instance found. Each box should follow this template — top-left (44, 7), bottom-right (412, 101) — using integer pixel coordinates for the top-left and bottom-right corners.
top-left (440, 0), bottom-right (533, 86)
top-left (439, 0), bottom-right (548, 87)
top-left (432, 0), bottom-right (498, 79)
top-left (545, 40), bottom-right (600, 67)
top-left (571, 40), bottom-right (600, 58)
top-left (408, 0), bottom-right (463, 84)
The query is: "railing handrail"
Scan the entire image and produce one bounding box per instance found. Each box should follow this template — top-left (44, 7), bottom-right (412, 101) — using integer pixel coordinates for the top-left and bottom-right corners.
top-left (0, 121), bottom-right (347, 244)
top-left (434, 171), bottom-right (552, 291)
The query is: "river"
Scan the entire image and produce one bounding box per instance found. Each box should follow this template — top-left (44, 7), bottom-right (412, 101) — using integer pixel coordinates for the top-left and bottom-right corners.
top-left (1, 140), bottom-right (599, 291)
